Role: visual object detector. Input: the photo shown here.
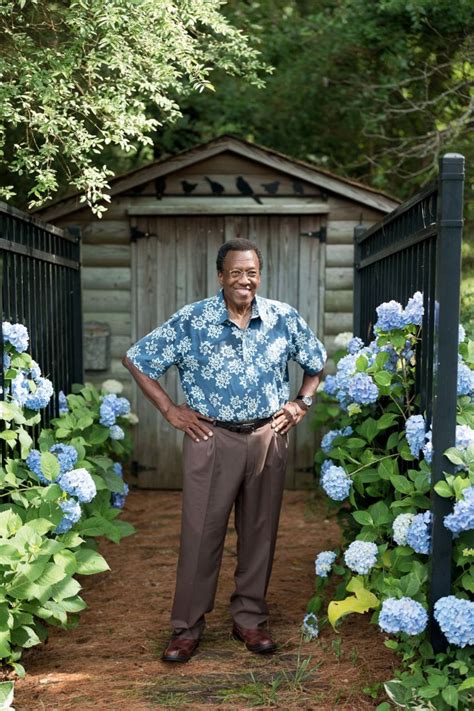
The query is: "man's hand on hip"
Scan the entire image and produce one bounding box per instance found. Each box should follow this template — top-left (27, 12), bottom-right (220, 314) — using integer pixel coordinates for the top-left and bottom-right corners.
top-left (165, 403), bottom-right (214, 442)
top-left (271, 401), bottom-right (307, 435)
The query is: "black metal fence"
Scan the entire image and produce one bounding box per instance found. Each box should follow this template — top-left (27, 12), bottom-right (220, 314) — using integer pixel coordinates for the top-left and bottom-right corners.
top-left (0, 202), bottom-right (83, 422)
top-left (353, 154), bottom-right (464, 652)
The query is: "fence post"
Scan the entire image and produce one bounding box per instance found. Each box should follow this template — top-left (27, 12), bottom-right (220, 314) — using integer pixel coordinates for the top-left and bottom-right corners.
top-left (353, 225), bottom-right (366, 339)
top-left (67, 225), bottom-right (84, 386)
top-left (429, 153), bottom-right (464, 652)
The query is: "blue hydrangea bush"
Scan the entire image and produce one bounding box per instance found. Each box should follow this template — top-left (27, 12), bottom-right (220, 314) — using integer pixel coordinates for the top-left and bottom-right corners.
top-left (0, 324), bottom-right (136, 679)
top-left (307, 294), bottom-right (474, 709)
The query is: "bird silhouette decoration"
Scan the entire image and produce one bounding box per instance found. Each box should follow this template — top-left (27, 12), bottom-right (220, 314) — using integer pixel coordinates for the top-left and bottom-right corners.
top-left (181, 180), bottom-right (198, 195)
top-left (236, 176), bottom-right (262, 204)
top-left (155, 176), bottom-right (167, 199)
top-left (205, 177), bottom-right (225, 195)
top-left (292, 180), bottom-right (305, 196)
top-left (261, 180), bottom-right (280, 195)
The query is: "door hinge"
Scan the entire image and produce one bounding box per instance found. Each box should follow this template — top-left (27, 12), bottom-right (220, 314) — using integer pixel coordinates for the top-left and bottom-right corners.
top-left (130, 226), bottom-right (156, 242)
top-left (131, 460), bottom-right (155, 476)
top-left (299, 227), bottom-right (326, 242)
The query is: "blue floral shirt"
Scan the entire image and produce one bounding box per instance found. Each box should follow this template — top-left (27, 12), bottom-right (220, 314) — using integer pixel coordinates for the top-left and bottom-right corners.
top-left (127, 290), bottom-right (326, 421)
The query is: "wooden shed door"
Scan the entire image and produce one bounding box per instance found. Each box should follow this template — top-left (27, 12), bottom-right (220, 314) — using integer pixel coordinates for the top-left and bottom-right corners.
top-left (132, 214), bottom-right (325, 489)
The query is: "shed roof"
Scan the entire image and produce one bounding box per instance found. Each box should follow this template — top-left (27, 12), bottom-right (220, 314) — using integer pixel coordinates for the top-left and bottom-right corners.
top-left (37, 135), bottom-right (400, 221)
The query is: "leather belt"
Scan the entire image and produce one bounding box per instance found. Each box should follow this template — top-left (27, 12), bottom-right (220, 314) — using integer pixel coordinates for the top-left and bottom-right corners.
top-left (212, 416), bottom-right (273, 434)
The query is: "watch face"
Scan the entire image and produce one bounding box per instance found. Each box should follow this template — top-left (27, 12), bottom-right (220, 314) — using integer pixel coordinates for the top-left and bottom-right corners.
top-left (299, 395), bottom-right (313, 407)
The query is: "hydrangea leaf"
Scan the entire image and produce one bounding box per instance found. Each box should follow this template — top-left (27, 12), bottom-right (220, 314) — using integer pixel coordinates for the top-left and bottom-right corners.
top-left (458, 677), bottom-right (474, 691)
top-left (74, 548), bottom-right (110, 575)
top-left (390, 475), bottom-right (414, 495)
top-left (40, 452), bottom-right (60, 481)
top-left (376, 413), bottom-right (399, 430)
top-left (434, 480), bottom-right (453, 498)
top-left (0, 634), bottom-right (12, 662)
top-left (444, 448), bottom-right (465, 466)
top-left (0, 510), bottom-right (23, 538)
top-left (352, 511), bottom-right (374, 526)
top-left (0, 679), bottom-right (14, 705)
top-left (51, 576), bottom-right (82, 603)
top-left (327, 577), bottom-right (379, 629)
top-left (375, 371), bottom-right (392, 387)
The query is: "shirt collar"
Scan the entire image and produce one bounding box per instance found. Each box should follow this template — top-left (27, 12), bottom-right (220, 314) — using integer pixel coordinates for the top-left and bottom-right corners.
top-left (216, 288), bottom-right (265, 324)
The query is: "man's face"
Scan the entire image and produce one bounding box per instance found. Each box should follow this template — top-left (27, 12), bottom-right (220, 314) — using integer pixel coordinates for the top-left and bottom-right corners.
top-left (218, 250), bottom-right (261, 311)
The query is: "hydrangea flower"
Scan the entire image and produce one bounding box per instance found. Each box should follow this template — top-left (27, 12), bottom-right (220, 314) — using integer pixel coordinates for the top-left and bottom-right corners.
top-left (99, 402), bottom-right (116, 427)
top-left (343, 540), bottom-right (378, 574)
top-left (401, 340), bottom-right (414, 362)
top-left (374, 300), bottom-right (404, 332)
top-left (321, 427), bottom-right (353, 454)
top-left (456, 425), bottom-right (474, 450)
top-left (26, 449), bottom-right (49, 484)
top-left (24, 376), bottom-right (54, 410)
top-left (3, 353), bottom-right (11, 369)
top-left (406, 511), bottom-right (431, 554)
top-left (401, 291), bottom-right (424, 327)
top-left (347, 372), bottom-right (379, 405)
top-left (315, 550), bottom-right (337, 578)
top-left (109, 425), bottom-right (125, 440)
top-left (321, 464), bottom-right (352, 501)
top-left (444, 486), bottom-right (474, 536)
top-left (459, 324), bottom-right (466, 343)
top-left (54, 498), bottom-right (82, 534)
top-left (347, 337), bottom-right (364, 355)
top-left (422, 430), bottom-right (433, 464)
top-left (11, 372), bottom-right (29, 406)
top-left (101, 379), bottom-right (124, 394)
top-left (333, 332), bottom-right (353, 350)
top-left (2, 321), bottom-right (29, 352)
top-left (457, 360), bottom-right (474, 397)
top-left (302, 612), bottom-right (319, 639)
top-left (102, 393), bottom-right (131, 417)
top-left (323, 375), bottom-right (337, 396)
top-left (320, 459), bottom-right (333, 476)
top-left (335, 354), bottom-right (357, 391)
top-left (58, 390), bottom-right (69, 415)
top-left (29, 360), bottom-right (41, 380)
top-left (378, 597), bottom-right (428, 635)
top-left (57, 468), bottom-right (97, 503)
top-left (50, 444), bottom-right (78, 474)
top-left (123, 412), bottom-right (139, 424)
top-left (392, 513), bottom-right (416, 546)
top-left (111, 483), bottom-right (129, 509)
top-left (113, 462), bottom-right (123, 477)
top-left (405, 414), bottom-right (427, 458)
top-left (434, 596), bottom-right (474, 648)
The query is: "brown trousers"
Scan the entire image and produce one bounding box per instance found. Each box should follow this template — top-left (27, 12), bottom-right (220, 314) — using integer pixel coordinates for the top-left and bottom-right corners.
top-left (170, 422), bottom-right (288, 639)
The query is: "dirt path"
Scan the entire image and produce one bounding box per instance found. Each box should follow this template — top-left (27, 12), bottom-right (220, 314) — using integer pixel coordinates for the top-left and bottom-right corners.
top-left (14, 489), bottom-right (397, 710)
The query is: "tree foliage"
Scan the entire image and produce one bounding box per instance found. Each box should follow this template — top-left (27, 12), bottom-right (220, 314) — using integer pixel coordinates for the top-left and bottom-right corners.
top-left (154, 0), bottom-right (474, 198)
top-left (0, 0), bottom-right (266, 213)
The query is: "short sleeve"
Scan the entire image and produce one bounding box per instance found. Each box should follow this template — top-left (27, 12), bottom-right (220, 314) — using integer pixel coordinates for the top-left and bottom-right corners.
top-left (287, 309), bottom-right (326, 375)
top-left (126, 312), bottom-right (182, 381)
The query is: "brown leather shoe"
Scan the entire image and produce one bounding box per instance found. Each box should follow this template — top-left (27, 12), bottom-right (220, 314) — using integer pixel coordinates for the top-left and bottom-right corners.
top-left (162, 635), bottom-right (199, 663)
top-left (232, 623), bottom-right (277, 654)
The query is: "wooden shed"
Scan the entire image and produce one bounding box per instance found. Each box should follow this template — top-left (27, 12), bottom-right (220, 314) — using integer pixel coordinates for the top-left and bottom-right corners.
top-left (38, 135), bottom-right (398, 489)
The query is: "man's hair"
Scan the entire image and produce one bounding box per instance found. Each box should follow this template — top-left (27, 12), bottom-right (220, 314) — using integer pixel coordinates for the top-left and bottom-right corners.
top-left (216, 239), bottom-right (263, 272)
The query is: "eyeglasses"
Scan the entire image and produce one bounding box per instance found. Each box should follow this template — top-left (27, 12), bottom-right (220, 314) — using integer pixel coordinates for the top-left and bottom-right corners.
top-left (225, 269), bottom-right (259, 279)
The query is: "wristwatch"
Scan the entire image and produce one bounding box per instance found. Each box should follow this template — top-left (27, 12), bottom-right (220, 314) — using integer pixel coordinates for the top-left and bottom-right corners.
top-left (296, 394), bottom-right (313, 409)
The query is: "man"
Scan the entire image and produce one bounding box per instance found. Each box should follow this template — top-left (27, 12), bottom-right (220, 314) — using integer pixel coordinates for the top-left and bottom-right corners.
top-left (123, 238), bottom-right (326, 663)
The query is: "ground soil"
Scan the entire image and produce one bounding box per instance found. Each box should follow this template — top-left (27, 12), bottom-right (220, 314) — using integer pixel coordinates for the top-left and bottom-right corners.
top-left (13, 488), bottom-right (397, 710)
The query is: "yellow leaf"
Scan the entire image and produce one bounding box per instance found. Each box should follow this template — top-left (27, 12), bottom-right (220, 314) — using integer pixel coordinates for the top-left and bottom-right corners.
top-left (328, 577), bottom-right (379, 630)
